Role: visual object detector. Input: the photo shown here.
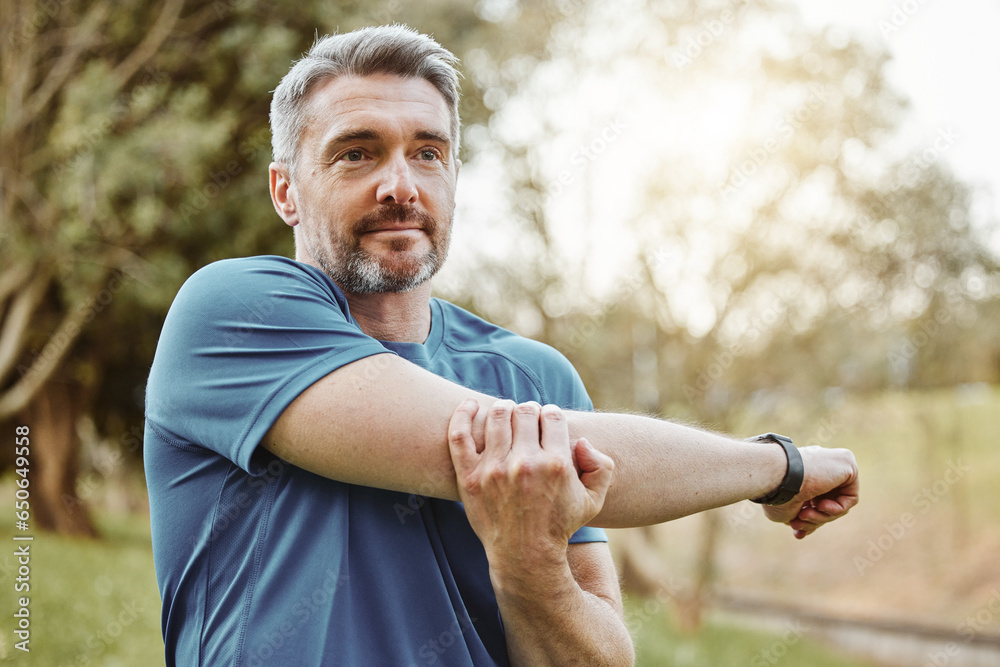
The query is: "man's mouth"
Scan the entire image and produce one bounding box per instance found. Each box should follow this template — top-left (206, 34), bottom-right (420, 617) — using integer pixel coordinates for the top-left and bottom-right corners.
top-left (363, 226), bottom-right (424, 237)
top-left (355, 206), bottom-right (435, 237)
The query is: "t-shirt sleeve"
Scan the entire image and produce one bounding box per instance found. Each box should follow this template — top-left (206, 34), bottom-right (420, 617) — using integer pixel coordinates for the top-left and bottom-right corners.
top-left (145, 256), bottom-right (391, 474)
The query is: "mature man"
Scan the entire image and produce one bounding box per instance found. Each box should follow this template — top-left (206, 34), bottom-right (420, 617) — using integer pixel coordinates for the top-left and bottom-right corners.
top-left (144, 25), bottom-right (859, 666)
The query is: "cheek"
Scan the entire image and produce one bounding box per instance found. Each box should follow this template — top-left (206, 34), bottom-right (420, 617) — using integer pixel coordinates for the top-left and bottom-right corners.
top-left (423, 174), bottom-right (457, 211)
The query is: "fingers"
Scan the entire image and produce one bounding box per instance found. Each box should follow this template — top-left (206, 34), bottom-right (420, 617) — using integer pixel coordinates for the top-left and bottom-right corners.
top-left (780, 446), bottom-right (861, 538)
top-left (481, 399), bottom-right (577, 470)
top-left (539, 404), bottom-right (572, 461)
top-left (485, 399), bottom-right (516, 459)
top-left (789, 493), bottom-right (855, 538)
top-left (510, 401), bottom-right (542, 456)
top-left (448, 399), bottom-right (481, 477)
top-left (573, 438), bottom-right (614, 496)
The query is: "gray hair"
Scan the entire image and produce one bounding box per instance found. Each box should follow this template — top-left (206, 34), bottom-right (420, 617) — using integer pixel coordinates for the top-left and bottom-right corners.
top-left (270, 25), bottom-right (462, 173)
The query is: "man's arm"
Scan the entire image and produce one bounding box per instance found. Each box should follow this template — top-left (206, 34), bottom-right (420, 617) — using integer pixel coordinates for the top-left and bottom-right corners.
top-left (264, 353), bottom-right (859, 532)
top-left (447, 400), bottom-right (633, 666)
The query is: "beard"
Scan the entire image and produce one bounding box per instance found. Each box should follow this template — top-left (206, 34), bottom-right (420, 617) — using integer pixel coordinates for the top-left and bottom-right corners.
top-left (309, 204), bottom-right (451, 294)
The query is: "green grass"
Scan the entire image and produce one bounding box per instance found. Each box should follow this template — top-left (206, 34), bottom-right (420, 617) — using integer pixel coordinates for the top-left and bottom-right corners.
top-left (0, 511), bottom-right (164, 666)
top-left (0, 508), bottom-right (884, 667)
top-left (626, 597), bottom-right (881, 667)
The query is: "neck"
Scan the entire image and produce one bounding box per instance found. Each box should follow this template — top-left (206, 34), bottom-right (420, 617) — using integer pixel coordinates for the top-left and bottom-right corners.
top-left (343, 282), bottom-right (433, 343)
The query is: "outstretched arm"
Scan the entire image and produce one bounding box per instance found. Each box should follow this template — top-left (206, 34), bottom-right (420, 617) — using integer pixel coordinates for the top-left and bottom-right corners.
top-left (264, 353), bottom-right (859, 532)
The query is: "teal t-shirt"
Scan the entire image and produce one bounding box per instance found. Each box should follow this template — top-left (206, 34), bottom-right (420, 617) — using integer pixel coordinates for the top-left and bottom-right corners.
top-left (144, 256), bottom-right (607, 666)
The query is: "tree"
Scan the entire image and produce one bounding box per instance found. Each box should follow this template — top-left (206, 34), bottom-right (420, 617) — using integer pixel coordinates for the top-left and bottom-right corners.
top-left (0, 0), bottom-right (557, 534)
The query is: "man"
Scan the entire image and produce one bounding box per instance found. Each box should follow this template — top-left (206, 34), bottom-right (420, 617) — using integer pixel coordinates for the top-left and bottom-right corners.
top-left (144, 25), bottom-right (858, 666)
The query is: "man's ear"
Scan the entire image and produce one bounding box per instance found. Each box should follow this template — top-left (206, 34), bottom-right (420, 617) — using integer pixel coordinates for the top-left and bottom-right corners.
top-left (269, 162), bottom-right (299, 227)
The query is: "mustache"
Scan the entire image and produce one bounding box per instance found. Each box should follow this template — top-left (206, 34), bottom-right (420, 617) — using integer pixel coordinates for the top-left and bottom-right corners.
top-left (353, 205), bottom-right (437, 234)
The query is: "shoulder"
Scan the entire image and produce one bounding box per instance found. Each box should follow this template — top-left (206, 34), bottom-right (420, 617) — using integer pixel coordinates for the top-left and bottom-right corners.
top-left (179, 255), bottom-right (331, 297)
top-left (170, 256), bottom-right (348, 320)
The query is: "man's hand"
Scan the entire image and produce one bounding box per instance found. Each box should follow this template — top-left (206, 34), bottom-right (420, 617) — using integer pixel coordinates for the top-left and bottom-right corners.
top-left (447, 399), bottom-right (615, 571)
top-left (763, 446), bottom-right (860, 539)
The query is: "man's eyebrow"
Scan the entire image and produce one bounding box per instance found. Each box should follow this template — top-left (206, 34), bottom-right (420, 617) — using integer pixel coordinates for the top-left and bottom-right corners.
top-left (415, 130), bottom-right (450, 145)
top-left (323, 128), bottom-right (381, 150)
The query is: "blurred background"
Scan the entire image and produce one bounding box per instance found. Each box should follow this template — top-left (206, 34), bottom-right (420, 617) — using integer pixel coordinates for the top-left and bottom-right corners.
top-left (1, 0), bottom-right (998, 664)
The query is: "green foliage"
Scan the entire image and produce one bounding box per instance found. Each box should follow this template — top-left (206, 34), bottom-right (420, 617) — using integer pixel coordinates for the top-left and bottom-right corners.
top-left (0, 0), bottom-right (545, 433)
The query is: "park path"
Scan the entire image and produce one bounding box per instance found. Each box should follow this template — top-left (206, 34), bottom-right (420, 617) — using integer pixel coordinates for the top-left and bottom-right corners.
top-left (712, 593), bottom-right (1000, 667)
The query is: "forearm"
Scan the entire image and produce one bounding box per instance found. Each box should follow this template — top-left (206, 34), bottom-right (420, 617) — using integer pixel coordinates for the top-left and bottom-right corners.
top-left (267, 355), bottom-right (786, 525)
top-left (568, 411), bottom-right (787, 527)
top-left (491, 553), bottom-right (633, 667)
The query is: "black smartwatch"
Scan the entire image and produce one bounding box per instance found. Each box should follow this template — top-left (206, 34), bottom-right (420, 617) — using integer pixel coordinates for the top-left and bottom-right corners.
top-left (747, 433), bottom-right (803, 505)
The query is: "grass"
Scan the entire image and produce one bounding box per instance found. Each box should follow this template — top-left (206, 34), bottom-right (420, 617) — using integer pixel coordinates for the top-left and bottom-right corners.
top-left (0, 509), bottom-right (886, 667)
top-left (625, 597), bottom-right (882, 666)
top-left (0, 512), bottom-right (164, 666)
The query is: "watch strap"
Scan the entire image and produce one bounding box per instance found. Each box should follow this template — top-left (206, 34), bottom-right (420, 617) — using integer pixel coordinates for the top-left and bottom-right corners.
top-left (748, 433), bottom-right (803, 506)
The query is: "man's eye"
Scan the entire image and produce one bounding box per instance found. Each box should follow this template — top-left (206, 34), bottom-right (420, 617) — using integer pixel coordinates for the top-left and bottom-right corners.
top-left (419, 149), bottom-right (439, 161)
top-left (344, 150), bottom-right (363, 162)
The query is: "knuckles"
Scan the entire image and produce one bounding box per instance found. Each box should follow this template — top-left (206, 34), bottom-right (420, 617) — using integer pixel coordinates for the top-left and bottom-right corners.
top-left (488, 399), bottom-right (516, 420)
top-left (512, 402), bottom-right (542, 419)
top-left (485, 453), bottom-right (570, 485)
top-left (448, 426), bottom-right (471, 444)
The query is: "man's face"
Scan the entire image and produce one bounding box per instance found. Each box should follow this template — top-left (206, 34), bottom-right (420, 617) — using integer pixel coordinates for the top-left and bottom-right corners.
top-left (279, 74), bottom-right (459, 294)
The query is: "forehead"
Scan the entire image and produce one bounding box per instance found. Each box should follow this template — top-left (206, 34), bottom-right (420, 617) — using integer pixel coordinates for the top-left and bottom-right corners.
top-left (302, 73), bottom-right (452, 143)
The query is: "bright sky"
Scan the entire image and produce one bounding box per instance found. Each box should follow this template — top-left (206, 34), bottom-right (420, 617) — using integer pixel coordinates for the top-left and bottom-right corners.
top-left (441, 0), bottom-right (1000, 317)
top-left (795, 0), bottom-right (1000, 250)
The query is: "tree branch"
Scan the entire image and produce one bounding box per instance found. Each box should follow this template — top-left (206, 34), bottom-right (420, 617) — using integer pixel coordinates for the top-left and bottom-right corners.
top-left (0, 274), bottom-right (106, 421)
top-left (111, 0), bottom-right (185, 90)
top-left (0, 267), bottom-right (49, 386)
top-left (3, 168), bottom-right (59, 236)
top-left (0, 264), bottom-right (33, 306)
top-left (1, 3), bottom-right (110, 140)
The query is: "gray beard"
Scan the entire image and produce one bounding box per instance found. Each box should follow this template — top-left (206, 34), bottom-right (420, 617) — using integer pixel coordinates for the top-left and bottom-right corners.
top-left (325, 247), bottom-right (442, 294)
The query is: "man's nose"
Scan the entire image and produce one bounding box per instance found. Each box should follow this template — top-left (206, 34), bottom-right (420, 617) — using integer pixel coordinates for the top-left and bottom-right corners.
top-left (376, 154), bottom-right (418, 205)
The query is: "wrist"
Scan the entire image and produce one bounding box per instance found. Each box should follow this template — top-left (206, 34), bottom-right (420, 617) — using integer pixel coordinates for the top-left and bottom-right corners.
top-left (488, 546), bottom-right (574, 606)
top-left (748, 433), bottom-right (803, 505)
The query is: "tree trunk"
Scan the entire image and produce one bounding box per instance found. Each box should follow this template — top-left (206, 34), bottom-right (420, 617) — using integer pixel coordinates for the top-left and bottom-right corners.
top-left (676, 508), bottom-right (722, 634)
top-left (20, 379), bottom-right (96, 537)
top-left (615, 525), bottom-right (665, 597)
